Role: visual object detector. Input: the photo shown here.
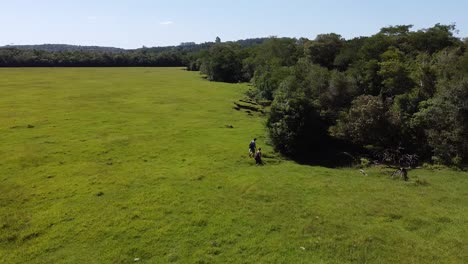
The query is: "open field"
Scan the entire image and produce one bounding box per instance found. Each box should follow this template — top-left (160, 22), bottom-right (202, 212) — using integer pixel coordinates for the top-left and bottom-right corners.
top-left (0, 68), bottom-right (467, 263)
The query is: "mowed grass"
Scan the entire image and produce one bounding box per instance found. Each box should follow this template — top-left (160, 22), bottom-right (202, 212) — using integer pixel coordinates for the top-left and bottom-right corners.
top-left (0, 68), bottom-right (467, 264)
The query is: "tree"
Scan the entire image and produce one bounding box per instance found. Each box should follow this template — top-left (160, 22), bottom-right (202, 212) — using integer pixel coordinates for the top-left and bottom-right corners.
top-left (252, 37), bottom-right (300, 67)
top-left (334, 37), bottom-right (367, 71)
top-left (215, 36), bottom-right (221, 43)
top-left (412, 79), bottom-right (468, 164)
top-left (321, 70), bottom-right (358, 110)
top-left (200, 44), bottom-right (244, 82)
top-left (408, 24), bottom-right (461, 54)
top-left (250, 38), bottom-right (300, 99)
top-left (412, 53), bottom-right (437, 99)
top-left (378, 47), bottom-right (414, 96)
top-left (380, 25), bottom-right (413, 37)
top-left (267, 80), bottom-right (328, 157)
top-left (252, 63), bottom-right (290, 100)
top-left (330, 95), bottom-right (393, 147)
top-left (304, 33), bottom-right (344, 69)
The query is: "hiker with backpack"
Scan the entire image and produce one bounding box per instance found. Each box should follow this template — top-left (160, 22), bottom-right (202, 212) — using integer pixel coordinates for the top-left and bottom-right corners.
top-left (248, 138), bottom-right (257, 158)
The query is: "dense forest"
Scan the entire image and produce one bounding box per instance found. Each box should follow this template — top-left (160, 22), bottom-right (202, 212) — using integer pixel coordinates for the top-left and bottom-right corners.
top-left (2, 24), bottom-right (467, 165)
top-left (0, 48), bottom-right (186, 67)
top-left (194, 24), bottom-right (467, 166)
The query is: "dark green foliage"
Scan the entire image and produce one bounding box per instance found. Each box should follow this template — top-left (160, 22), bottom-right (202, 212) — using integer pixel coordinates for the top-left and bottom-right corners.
top-left (319, 70), bottom-right (358, 118)
top-left (267, 82), bottom-right (328, 157)
top-left (304, 33), bottom-right (344, 69)
top-left (199, 44), bottom-right (245, 82)
top-left (409, 24), bottom-right (461, 54)
top-left (249, 38), bottom-right (302, 99)
top-left (187, 58), bottom-right (202, 71)
top-left (334, 37), bottom-right (367, 70)
top-left (349, 59), bottom-right (383, 95)
top-left (260, 24), bottom-right (465, 164)
top-left (266, 60), bottom-right (330, 157)
top-left (378, 47), bottom-right (415, 96)
top-left (412, 53), bottom-right (437, 99)
top-left (0, 48), bottom-right (185, 67)
top-left (330, 95), bottom-right (392, 146)
top-left (252, 64), bottom-right (290, 100)
top-left (412, 79), bottom-right (468, 164)
top-left (252, 38), bottom-right (301, 67)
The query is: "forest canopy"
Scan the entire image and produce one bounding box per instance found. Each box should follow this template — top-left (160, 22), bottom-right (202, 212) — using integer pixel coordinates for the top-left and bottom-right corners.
top-left (195, 24), bottom-right (467, 165)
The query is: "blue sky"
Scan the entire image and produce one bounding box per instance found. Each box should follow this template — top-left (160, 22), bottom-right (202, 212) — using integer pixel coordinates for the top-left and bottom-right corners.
top-left (1, 0), bottom-right (466, 49)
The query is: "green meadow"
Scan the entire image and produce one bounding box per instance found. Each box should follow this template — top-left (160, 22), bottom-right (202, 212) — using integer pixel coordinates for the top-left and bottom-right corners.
top-left (0, 68), bottom-right (467, 263)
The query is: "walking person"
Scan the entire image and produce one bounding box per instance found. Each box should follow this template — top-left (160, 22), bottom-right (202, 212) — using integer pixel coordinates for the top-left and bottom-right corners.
top-left (248, 138), bottom-right (257, 158)
top-left (255, 148), bottom-right (263, 165)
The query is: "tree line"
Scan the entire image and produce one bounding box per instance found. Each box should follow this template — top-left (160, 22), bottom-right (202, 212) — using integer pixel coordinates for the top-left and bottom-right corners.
top-left (0, 38), bottom-right (268, 67)
top-left (0, 48), bottom-right (186, 67)
top-left (193, 24), bottom-right (467, 166)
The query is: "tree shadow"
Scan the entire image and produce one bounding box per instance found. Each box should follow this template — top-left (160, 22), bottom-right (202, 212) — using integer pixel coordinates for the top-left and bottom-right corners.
top-left (288, 139), bottom-right (364, 168)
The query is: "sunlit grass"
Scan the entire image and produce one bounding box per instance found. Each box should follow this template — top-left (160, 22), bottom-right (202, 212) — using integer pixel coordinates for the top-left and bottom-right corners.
top-left (0, 68), bottom-right (466, 263)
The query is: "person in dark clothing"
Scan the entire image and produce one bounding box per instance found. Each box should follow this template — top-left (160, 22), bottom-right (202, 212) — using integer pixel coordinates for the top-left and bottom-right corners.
top-left (255, 148), bottom-right (263, 165)
top-left (249, 138), bottom-right (257, 158)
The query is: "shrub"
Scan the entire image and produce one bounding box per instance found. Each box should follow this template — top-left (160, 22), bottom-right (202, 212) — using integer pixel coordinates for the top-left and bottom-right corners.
top-left (360, 157), bottom-right (371, 168)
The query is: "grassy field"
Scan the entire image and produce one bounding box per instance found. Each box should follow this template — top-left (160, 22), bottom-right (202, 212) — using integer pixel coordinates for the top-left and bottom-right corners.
top-left (0, 68), bottom-right (467, 263)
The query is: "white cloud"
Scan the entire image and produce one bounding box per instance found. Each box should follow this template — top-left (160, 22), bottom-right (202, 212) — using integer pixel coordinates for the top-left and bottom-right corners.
top-left (160, 21), bottom-right (174, 25)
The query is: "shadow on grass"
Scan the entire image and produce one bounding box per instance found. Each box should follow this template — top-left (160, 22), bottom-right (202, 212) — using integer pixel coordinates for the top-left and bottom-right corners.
top-left (285, 139), bottom-right (364, 168)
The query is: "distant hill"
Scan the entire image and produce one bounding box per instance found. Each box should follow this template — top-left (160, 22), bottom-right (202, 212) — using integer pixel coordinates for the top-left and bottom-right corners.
top-left (1, 38), bottom-right (270, 54)
top-left (135, 38), bottom-right (269, 53)
top-left (0, 44), bottom-right (126, 53)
